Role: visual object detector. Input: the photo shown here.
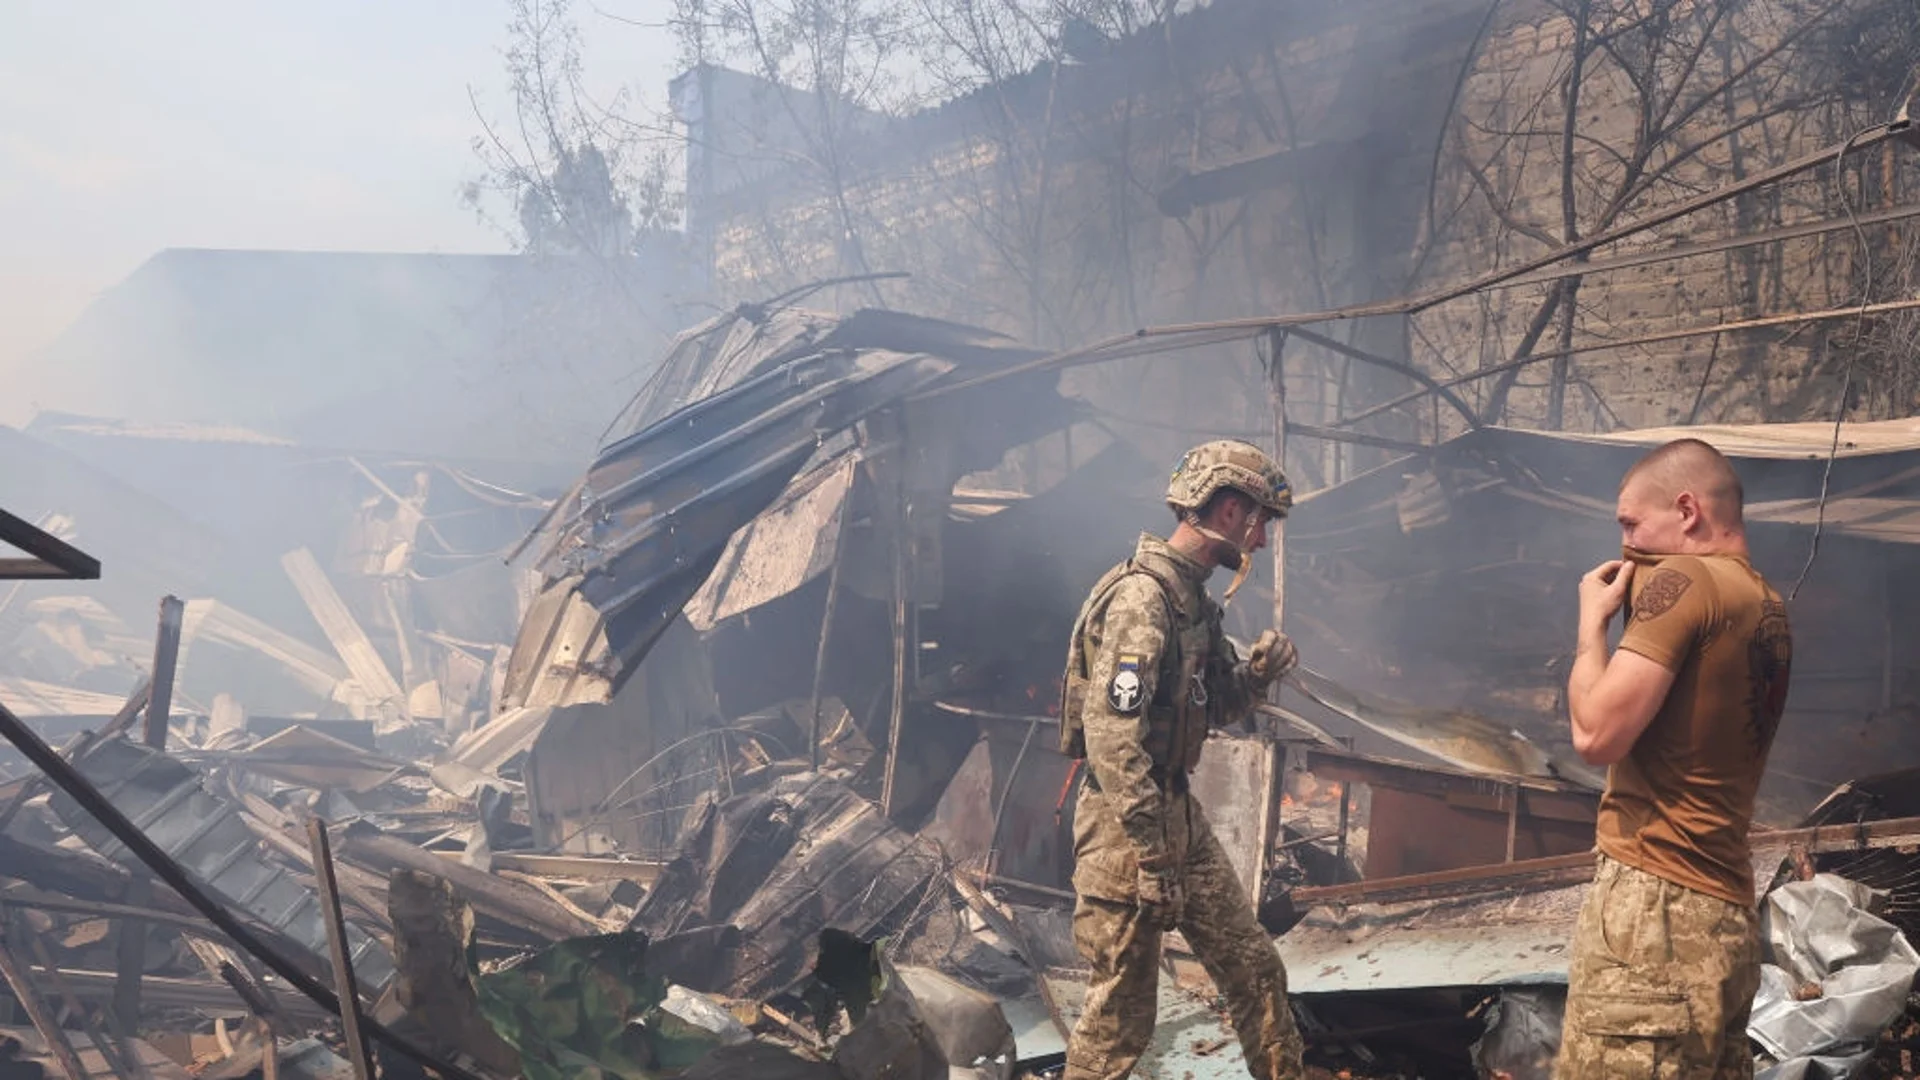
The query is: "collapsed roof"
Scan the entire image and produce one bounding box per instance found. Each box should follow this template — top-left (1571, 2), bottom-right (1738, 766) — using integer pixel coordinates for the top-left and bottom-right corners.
top-left (503, 305), bottom-right (1066, 710)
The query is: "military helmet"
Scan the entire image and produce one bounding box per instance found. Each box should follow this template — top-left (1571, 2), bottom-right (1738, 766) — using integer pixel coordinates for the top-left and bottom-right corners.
top-left (1167, 439), bottom-right (1292, 517)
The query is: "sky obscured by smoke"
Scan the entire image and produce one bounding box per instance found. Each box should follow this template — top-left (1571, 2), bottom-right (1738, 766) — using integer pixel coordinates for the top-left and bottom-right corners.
top-left (0, 0), bottom-right (677, 393)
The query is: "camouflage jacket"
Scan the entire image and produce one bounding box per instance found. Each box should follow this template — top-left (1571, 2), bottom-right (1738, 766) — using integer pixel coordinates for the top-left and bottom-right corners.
top-left (1060, 532), bottom-right (1263, 864)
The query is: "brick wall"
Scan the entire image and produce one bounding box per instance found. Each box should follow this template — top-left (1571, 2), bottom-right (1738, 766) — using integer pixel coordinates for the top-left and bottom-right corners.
top-left (689, 0), bottom-right (1915, 488)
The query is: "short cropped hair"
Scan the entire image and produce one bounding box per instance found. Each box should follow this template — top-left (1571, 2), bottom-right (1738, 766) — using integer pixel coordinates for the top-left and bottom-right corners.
top-left (1621, 438), bottom-right (1745, 524)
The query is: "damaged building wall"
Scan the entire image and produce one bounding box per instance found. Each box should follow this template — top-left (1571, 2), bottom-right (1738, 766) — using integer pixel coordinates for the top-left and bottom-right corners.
top-left (1412, 0), bottom-right (1920, 433)
top-left (681, 0), bottom-right (1920, 492)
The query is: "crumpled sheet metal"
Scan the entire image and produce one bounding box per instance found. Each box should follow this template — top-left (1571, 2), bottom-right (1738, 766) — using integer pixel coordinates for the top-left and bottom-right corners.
top-left (507, 346), bottom-right (949, 709)
top-left (633, 773), bottom-right (947, 1003)
top-left (50, 736), bottom-right (395, 989)
top-left (1749, 873), bottom-right (1920, 1067)
top-left (505, 305), bottom-right (1047, 710)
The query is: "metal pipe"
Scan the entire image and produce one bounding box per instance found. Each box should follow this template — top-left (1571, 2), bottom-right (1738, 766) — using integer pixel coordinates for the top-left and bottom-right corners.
top-left (306, 821), bottom-right (372, 1080)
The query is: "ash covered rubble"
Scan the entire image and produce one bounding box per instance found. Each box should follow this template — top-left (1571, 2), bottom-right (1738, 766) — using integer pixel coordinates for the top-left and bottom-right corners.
top-left (5, 303), bottom-right (1920, 1080)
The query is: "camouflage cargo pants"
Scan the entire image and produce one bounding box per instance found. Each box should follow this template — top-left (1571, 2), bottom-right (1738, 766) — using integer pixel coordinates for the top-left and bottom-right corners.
top-left (1554, 854), bottom-right (1762, 1080)
top-left (1065, 786), bottom-right (1304, 1080)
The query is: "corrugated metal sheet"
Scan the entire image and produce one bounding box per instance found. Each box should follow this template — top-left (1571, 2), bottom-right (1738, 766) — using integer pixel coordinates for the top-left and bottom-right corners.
top-left (506, 344), bottom-right (950, 708)
top-left (51, 738), bottom-right (395, 990)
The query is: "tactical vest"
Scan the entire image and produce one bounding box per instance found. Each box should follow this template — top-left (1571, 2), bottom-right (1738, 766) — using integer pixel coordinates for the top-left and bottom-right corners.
top-left (1060, 558), bottom-right (1218, 777)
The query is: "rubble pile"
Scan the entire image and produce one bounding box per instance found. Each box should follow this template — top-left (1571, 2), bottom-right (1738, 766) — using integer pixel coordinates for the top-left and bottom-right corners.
top-left (7, 303), bottom-right (1920, 1079)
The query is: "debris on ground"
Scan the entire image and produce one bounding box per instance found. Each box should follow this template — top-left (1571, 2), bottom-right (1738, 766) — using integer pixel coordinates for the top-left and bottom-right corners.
top-left (7, 300), bottom-right (1920, 1080)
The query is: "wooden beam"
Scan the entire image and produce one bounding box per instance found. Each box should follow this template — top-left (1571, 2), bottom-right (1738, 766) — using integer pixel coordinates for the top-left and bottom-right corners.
top-left (483, 852), bottom-right (665, 887)
top-left (334, 830), bottom-right (601, 942)
top-left (0, 927), bottom-right (93, 1080)
top-left (26, 930), bottom-right (140, 1080)
top-left (280, 549), bottom-right (404, 721)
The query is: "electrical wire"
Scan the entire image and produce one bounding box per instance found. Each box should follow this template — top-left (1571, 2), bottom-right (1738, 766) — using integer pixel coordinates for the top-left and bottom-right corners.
top-left (1790, 122), bottom-right (1880, 601)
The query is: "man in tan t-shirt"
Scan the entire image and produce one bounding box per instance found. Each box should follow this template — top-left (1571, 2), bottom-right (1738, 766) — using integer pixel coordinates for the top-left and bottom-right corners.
top-left (1554, 438), bottom-right (1793, 1080)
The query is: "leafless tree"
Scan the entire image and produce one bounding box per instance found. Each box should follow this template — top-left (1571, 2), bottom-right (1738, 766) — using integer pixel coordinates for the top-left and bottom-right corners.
top-left (465, 0), bottom-right (682, 257)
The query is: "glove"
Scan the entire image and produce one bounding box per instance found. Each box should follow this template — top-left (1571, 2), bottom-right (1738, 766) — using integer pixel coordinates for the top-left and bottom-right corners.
top-left (1136, 857), bottom-right (1183, 931)
top-left (1247, 630), bottom-right (1299, 686)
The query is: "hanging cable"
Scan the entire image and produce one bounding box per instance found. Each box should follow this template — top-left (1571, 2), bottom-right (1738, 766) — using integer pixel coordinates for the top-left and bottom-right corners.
top-left (1790, 121), bottom-right (1880, 600)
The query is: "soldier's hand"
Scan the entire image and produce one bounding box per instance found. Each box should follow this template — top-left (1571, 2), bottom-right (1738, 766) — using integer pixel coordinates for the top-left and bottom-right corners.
top-left (1578, 559), bottom-right (1635, 632)
top-left (1247, 630), bottom-right (1299, 686)
top-left (1136, 860), bottom-right (1183, 931)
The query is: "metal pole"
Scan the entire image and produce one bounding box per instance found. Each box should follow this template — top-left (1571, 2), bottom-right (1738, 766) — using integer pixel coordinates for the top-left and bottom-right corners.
top-left (0, 679), bottom-right (150, 834)
top-left (1267, 329), bottom-right (1289, 631)
top-left (1505, 783), bottom-right (1521, 863)
top-left (117, 598), bottom-right (182, 1040)
top-left (0, 699), bottom-right (486, 1080)
top-left (142, 599), bottom-right (183, 749)
top-left (305, 820), bottom-right (372, 1080)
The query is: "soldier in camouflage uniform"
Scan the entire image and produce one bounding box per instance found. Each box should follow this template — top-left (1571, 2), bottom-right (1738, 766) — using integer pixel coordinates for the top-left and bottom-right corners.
top-left (1059, 440), bottom-right (1306, 1080)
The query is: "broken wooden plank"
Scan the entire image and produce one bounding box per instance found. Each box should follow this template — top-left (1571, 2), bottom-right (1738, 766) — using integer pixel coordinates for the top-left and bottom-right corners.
top-left (179, 600), bottom-right (351, 703)
top-left (279, 548), bottom-right (405, 722)
top-left (142, 598), bottom-right (183, 750)
top-left (25, 931), bottom-right (139, 1080)
top-left (0, 926), bottom-right (94, 1080)
top-left (483, 852), bottom-right (665, 887)
top-left (335, 829), bottom-right (601, 942)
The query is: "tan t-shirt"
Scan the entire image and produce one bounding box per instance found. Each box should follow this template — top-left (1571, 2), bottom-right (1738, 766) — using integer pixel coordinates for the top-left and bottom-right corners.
top-left (1593, 551), bottom-right (1793, 906)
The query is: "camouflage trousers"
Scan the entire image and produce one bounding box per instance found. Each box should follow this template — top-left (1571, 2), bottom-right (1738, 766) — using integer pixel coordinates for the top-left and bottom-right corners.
top-left (1065, 785), bottom-right (1304, 1080)
top-left (1554, 854), bottom-right (1762, 1080)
